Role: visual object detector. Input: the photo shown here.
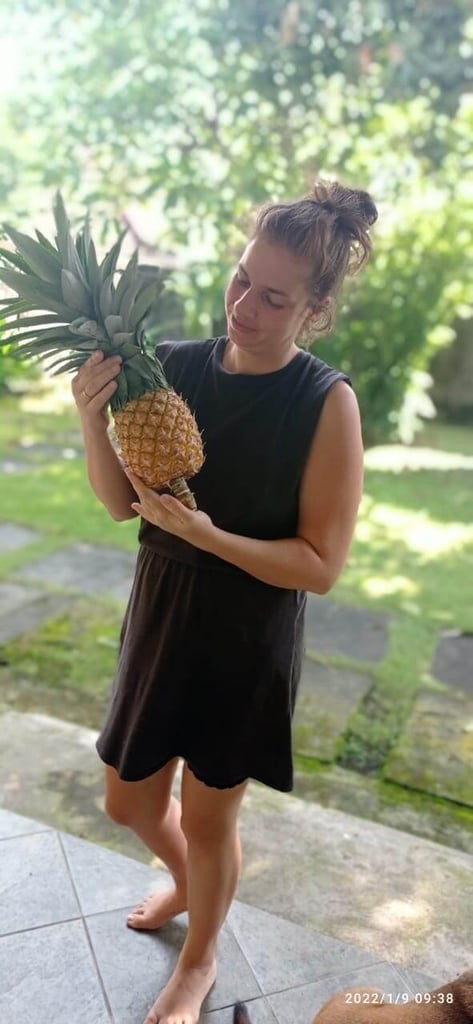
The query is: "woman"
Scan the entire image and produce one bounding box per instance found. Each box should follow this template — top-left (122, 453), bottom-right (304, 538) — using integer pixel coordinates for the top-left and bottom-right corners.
top-left (72, 179), bottom-right (376, 1024)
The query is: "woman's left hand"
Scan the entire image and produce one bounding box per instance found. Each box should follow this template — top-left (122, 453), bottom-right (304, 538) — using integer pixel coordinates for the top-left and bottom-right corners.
top-left (125, 470), bottom-right (216, 548)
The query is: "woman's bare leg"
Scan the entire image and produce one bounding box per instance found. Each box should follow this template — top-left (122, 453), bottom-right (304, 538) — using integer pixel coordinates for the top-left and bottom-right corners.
top-left (143, 763), bottom-right (248, 1024)
top-left (104, 760), bottom-right (189, 928)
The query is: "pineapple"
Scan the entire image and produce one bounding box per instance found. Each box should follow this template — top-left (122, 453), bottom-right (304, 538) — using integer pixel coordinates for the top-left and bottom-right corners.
top-left (0, 193), bottom-right (204, 509)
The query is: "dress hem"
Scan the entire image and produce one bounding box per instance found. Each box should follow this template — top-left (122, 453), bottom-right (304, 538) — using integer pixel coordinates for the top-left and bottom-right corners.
top-left (96, 744), bottom-right (293, 794)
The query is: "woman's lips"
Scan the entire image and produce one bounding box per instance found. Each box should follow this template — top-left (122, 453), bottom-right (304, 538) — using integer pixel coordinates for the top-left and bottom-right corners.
top-left (230, 314), bottom-right (256, 334)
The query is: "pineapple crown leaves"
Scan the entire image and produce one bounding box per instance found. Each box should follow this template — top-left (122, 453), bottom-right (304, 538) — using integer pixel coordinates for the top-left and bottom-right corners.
top-left (0, 191), bottom-right (170, 396)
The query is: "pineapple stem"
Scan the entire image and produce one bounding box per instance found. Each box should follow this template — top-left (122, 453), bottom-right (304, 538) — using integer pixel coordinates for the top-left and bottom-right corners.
top-left (169, 477), bottom-right (197, 511)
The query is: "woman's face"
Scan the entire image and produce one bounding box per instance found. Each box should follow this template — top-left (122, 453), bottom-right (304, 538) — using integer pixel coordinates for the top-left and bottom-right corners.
top-left (225, 236), bottom-right (315, 353)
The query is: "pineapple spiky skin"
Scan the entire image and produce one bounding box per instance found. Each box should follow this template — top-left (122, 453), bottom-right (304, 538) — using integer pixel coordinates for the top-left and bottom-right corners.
top-left (114, 389), bottom-right (204, 494)
top-left (0, 193), bottom-right (205, 506)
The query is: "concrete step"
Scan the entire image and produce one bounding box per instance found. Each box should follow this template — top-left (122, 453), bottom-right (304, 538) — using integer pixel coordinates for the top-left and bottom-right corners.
top-left (0, 709), bottom-right (472, 981)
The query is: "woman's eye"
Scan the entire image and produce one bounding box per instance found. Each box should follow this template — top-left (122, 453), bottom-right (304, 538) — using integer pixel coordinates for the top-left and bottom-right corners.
top-left (265, 294), bottom-right (284, 309)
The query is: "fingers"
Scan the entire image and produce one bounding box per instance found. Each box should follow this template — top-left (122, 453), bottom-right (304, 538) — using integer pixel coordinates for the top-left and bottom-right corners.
top-left (72, 352), bottom-right (122, 407)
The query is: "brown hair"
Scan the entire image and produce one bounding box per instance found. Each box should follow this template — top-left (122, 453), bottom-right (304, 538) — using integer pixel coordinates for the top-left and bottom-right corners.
top-left (253, 180), bottom-right (378, 341)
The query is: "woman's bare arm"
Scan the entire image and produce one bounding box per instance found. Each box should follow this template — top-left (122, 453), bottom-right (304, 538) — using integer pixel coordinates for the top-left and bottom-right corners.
top-left (72, 351), bottom-right (138, 522)
top-left (199, 382), bottom-right (363, 591)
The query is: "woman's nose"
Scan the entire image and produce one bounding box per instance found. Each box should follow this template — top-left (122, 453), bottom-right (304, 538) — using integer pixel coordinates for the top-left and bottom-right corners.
top-left (235, 289), bottom-right (257, 320)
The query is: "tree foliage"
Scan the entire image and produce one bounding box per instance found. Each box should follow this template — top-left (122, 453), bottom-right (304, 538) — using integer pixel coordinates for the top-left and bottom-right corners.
top-left (2, 0), bottom-right (472, 439)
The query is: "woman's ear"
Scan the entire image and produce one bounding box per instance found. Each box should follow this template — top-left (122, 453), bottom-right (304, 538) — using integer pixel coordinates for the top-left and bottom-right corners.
top-left (300, 296), bottom-right (333, 345)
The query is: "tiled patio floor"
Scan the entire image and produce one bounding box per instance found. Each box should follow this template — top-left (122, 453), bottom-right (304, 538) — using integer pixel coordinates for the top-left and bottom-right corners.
top-left (0, 808), bottom-right (440, 1024)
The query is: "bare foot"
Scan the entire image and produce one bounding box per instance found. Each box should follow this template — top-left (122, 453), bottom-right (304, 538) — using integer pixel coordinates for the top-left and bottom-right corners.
top-left (127, 888), bottom-right (187, 931)
top-left (143, 958), bottom-right (217, 1024)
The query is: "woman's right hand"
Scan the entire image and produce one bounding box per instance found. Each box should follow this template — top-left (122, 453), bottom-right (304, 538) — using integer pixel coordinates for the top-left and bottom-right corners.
top-left (71, 351), bottom-right (122, 432)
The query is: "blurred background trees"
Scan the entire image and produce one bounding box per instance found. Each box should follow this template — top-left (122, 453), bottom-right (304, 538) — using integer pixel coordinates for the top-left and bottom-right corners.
top-left (1, 0), bottom-right (472, 441)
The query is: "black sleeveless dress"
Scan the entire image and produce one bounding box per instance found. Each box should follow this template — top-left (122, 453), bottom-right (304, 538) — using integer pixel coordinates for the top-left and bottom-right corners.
top-left (96, 336), bottom-right (351, 791)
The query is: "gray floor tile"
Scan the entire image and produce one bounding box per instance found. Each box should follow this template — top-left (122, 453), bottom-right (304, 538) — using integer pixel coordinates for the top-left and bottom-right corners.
top-left (392, 963), bottom-right (443, 995)
top-left (202, 997), bottom-right (278, 1023)
top-left (86, 909), bottom-right (261, 1023)
top-left (0, 807), bottom-right (51, 839)
top-left (333, 961), bottom-right (415, 1001)
top-left (86, 908), bottom-right (182, 1024)
top-left (206, 923), bottom-right (263, 1010)
top-left (268, 976), bottom-right (343, 1024)
top-left (0, 831), bottom-right (80, 935)
top-left (0, 919), bottom-right (112, 1024)
top-left (60, 830), bottom-right (169, 916)
top-left (228, 901), bottom-right (377, 995)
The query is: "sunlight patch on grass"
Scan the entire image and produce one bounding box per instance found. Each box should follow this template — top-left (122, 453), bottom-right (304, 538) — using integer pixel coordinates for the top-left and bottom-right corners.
top-left (365, 445), bottom-right (473, 472)
top-left (19, 373), bottom-right (76, 414)
top-left (358, 502), bottom-right (473, 558)
top-left (371, 897), bottom-right (433, 933)
top-left (363, 575), bottom-right (419, 599)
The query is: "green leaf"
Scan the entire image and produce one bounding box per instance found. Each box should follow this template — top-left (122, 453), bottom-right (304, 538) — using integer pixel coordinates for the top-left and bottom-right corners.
top-left (65, 232), bottom-right (91, 292)
top-left (129, 281), bottom-right (161, 330)
top-left (104, 314), bottom-right (124, 337)
top-left (3, 314), bottom-right (62, 329)
top-left (61, 269), bottom-right (93, 314)
top-left (119, 280), bottom-right (141, 326)
top-left (0, 266), bottom-right (40, 297)
top-left (9, 325), bottom-right (74, 346)
top-left (112, 251), bottom-right (138, 315)
top-left (3, 225), bottom-right (62, 285)
top-left (86, 238), bottom-right (100, 291)
top-left (100, 230), bottom-right (127, 282)
top-left (0, 247), bottom-right (32, 274)
top-left (99, 273), bottom-right (115, 320)
top-left (46, 353), bottom-right (87, 374)
top-left (53, 191), bottom-right (71, 264)
top-left (35, 229), bottom-right (59, 256)
top-left (111, 331), bottom-right (135, 347)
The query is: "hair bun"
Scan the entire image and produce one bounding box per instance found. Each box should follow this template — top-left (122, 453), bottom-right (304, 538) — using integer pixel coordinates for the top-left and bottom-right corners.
top-left (312, 180), bottom-right (378, 229)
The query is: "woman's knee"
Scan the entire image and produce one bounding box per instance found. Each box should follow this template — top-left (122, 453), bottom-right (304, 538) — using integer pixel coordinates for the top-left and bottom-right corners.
top-left (180, 769), bottom-right (248, 844)
top-left (103, 763), bottom-right (177, 827)
top-left (105, 790), bottom-right (140, 826)
top-left (181, 810), bottom-right (235, 845)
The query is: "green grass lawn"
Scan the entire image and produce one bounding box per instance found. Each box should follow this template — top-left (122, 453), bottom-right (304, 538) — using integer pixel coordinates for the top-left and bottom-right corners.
top-left (1, 393), bottom-right (138, 557)
top-left (1, 389), bottom-right (472, 780)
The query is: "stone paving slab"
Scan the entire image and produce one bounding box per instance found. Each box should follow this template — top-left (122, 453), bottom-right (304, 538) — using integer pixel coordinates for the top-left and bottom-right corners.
top-left (1, 458), bottom-right (32, 474)
top-left (15, 542), bottom-right (136, 598)
top-left (0, 808), bottom-right (443, 1024)
top-left (266, 963), bottom-right (417, 1024)
top-left (227, 901), bottom-right (377, 993)
top-left (384, 686), bottom-right (473, 807)
top-left (0, 523), bottom-right (43, 551)
top-left (0, 583), bottom-right (75, 644)
top-left (0, 806), bottom-right (52, 838)
top-left (88, 910), bottom-right (263, 1023)
top-left (60, 831), bottom-right (171, 917)
top-left (0, 710), bottom-right (471, 980)
top-left (202, 998), bottom-right (278, 1024)
top-left (304, 595), bottom-right (391, 663)
top-left (0, 830), bottom-right (80, 936)
top-left (0, 919), bottom-right (112, 1024)
top-left (294, 659), bottom-right (373, 760)
top-left (0, 581), bottom-right (44, 616)
top-left (431, 630), bottom-right (473, 695)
